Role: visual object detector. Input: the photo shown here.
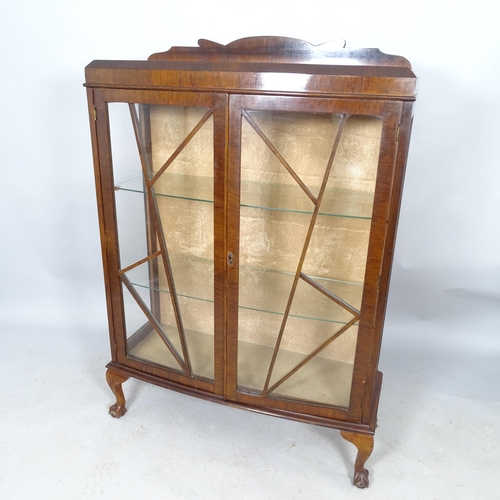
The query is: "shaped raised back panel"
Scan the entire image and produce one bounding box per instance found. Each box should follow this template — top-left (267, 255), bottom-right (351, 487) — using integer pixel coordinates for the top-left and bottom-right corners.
top-left (148, 36), bottom-right (412, 68)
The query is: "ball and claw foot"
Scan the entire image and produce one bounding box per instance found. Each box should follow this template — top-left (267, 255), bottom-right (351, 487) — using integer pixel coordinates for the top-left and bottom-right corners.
top-left (353, 468), bottom-right (370, 489)
top-left (106, 368), bottom-right (129, 419)
top-left (109, 403), bottom-right (127, 419)
top-left (340, 430), bottom-right (374, 488)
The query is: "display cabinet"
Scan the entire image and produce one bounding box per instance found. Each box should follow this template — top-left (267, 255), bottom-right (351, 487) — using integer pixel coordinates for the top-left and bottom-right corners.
top-left (85, 37), bottom-right (417, 488)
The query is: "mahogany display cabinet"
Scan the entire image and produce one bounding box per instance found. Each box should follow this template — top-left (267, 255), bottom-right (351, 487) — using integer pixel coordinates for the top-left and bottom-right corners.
top-left (85, 37), bottom-right (417, 488)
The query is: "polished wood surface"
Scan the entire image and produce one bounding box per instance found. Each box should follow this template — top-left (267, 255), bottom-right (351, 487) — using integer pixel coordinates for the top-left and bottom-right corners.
top-left (149, 36), bottom-right (412, 68)
top-left (86, 37), bottom-right (417, 487)
top-left (85, 60), bottom-right (416, 99)
top-left (85, 37), bottom-right (416, 98)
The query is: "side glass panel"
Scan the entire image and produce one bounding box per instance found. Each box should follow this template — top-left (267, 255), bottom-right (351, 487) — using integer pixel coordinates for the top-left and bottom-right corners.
top-left (109, 103), bottom-right (214, 381)
top-left (237, 110), bottom-right (382, 408)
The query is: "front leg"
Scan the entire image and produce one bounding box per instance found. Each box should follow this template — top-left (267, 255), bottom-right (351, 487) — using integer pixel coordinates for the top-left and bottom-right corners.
top-left (340, 430), bottom-right (374, 488)
top-left (106, 368), bottom-right (129, 418)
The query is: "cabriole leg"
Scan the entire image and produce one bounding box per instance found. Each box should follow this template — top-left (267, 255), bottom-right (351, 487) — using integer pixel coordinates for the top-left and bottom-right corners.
top-left (106, 368), bottom-right (129, 418)
top-left (340, 430), bottom-right (374, 488)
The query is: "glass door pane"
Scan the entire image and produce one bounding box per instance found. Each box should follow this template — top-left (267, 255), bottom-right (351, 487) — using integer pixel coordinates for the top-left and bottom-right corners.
top-left (109, 102), bottom-right (215, 381)
top-left (236, 108), bottom-right (383, 408)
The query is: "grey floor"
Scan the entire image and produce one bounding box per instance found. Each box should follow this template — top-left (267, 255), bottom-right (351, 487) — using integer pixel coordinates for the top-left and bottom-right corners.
top-left (1, 323), bottom-right (498, 499)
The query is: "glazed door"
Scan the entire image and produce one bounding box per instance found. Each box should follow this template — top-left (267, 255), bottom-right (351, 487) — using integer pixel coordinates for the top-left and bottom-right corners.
top-left (226, 95), bottom-right (402, 420)
top-left (94, 89), bottom-right (227, 395)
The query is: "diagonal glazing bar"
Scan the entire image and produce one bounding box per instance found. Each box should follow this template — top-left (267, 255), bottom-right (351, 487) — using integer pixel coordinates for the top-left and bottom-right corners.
top-left (242, 110), bottom-right (317, 204)
top-left (149, 109), bottom-right (213, 187)
top-left (262, 114), bottom-right (349, 397)
top-left (118, 250), bottom-right (162, 276)
top-left (299, 272), bottom-right (360, 317)
top-left (128, 104), bottom-right (193, 377)
top-left (137, 105), bottom-right (160, 319)
top-left (266, 315), bottom-right (359, 395)
top-left (121, 274), bottom-right (188, 374)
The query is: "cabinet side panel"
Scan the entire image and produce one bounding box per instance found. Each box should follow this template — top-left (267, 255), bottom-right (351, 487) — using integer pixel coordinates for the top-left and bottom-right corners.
top-left (87, 88), bottom-right (118, 361)
top-left (93, 91), bottom-right (128, 361)
top-left (361, 101), bottom-right (414, 423)
top-left (349, 103), bottom-right (402, 421)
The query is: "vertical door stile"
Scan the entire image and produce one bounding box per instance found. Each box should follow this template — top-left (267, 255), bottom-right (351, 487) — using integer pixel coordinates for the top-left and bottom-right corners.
top-left (213, 93), bottom-right (230, 396)
top-left (224, 95), bottom-right (244, 399)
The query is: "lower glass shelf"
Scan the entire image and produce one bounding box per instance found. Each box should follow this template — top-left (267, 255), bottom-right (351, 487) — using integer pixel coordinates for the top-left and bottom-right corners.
top-left (127, 324), bottom-right (214, 381)
top-left (237, 339), bottom-right (354, 409)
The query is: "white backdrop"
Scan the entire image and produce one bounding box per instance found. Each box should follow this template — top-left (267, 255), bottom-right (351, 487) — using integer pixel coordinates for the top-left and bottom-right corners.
top-left (1, 0), bottom-right (499, 408)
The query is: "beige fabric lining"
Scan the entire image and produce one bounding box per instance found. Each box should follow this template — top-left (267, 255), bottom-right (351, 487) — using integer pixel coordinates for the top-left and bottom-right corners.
top-left (130, 105), bottom-right (382, 405)
top-left (150, 105), bottom-right (215, 348)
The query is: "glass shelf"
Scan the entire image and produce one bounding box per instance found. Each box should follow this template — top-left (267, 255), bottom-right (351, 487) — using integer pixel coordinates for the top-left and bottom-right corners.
top-left (126, 253), bottom-right (362, 325)
top-left (116, 173), bottom-right (213, 203)
top-left (241, 179), bottom-right (373, 219)
top-left (125, 253), bottom-right (214, 301)
top-left (116, 173), bottom-right (374, 219)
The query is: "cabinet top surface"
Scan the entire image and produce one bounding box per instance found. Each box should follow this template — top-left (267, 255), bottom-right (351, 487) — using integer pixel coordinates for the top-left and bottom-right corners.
top-left (85, 37), bottom-right (417, 99)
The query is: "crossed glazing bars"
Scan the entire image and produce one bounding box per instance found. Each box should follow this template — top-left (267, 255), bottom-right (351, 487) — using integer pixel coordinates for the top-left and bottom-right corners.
top-left (118, 103), bottom-right (214, 377)
top-left (240, 112), bottom-right (360, 398)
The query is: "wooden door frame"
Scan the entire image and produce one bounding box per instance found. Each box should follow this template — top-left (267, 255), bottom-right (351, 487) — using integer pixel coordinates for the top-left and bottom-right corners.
top-left (92, 88), bottom-right (228, 395)
top-left (225, 94), bottom-right (403, 423)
